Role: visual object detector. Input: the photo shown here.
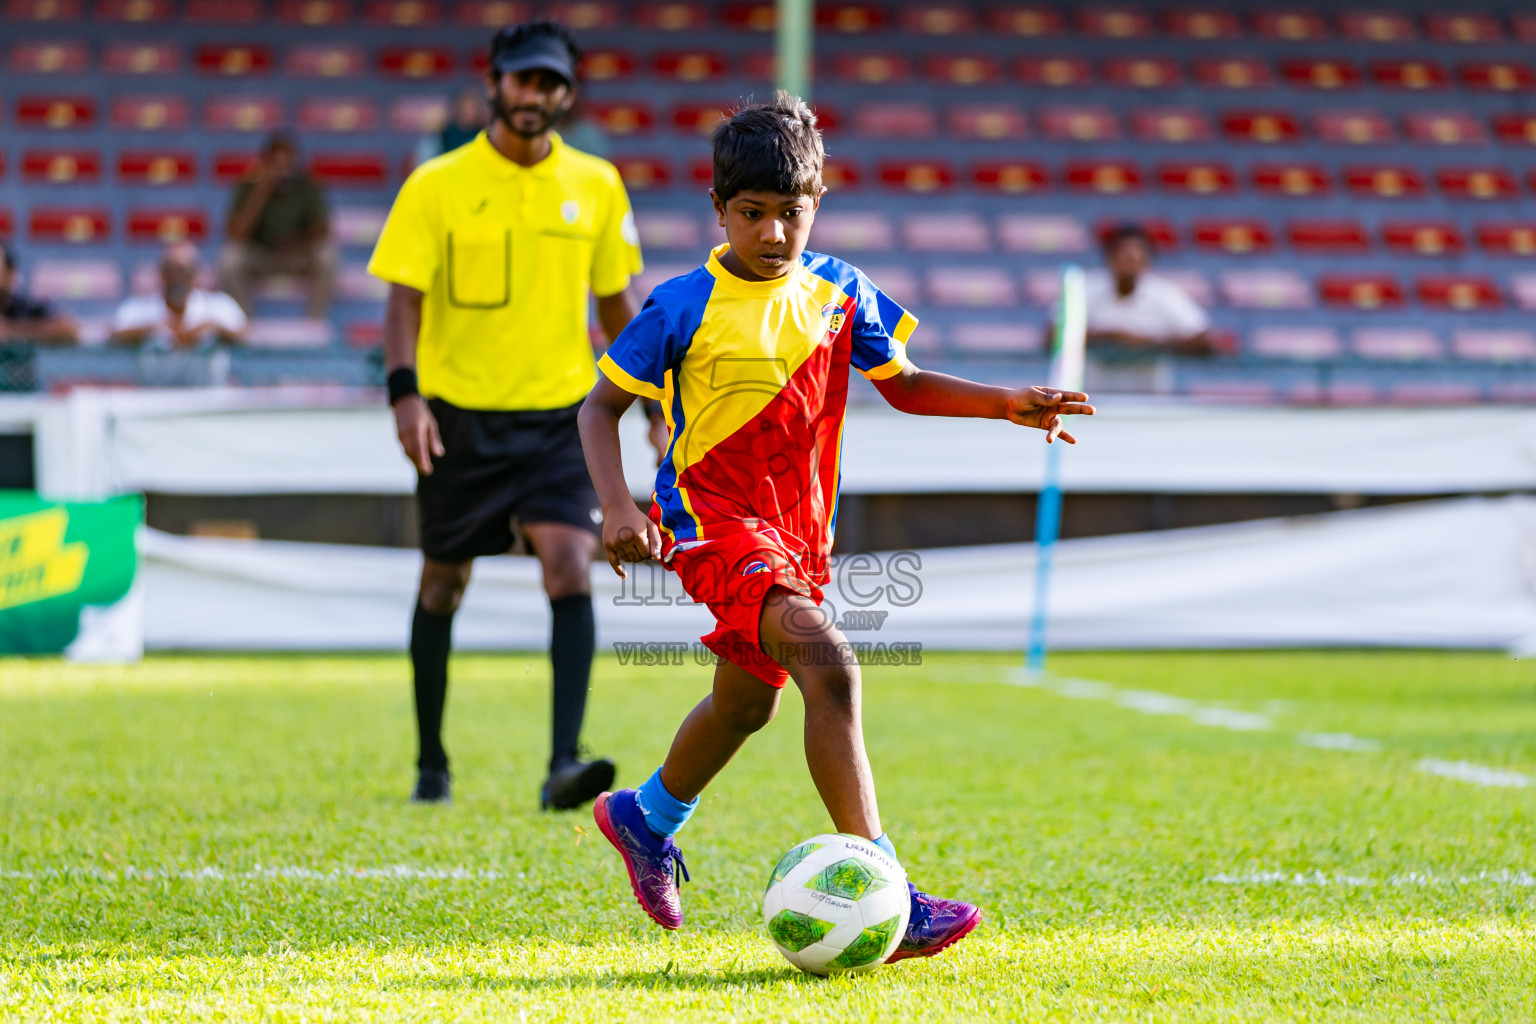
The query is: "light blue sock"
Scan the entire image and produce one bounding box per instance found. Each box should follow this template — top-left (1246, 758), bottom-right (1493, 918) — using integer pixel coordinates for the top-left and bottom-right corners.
top-left (635, 768), bottom-right (698, 838)
top-left (873, 833), bottom-right (898, 861)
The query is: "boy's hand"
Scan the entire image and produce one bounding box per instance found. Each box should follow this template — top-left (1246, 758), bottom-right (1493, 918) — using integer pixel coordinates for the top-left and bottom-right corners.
top-left (1005, 387), bottom-right (1094, 444)
top-left (602, 503), bottom-right (662, 578)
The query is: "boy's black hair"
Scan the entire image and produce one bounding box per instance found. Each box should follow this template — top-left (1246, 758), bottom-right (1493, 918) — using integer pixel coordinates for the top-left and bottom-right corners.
top-left (491, 19), bottom-right (582, 75)
top-left (710, 91), bottom-right (824, 203)
top-left (1102, 222), bottom-right (1155, 253)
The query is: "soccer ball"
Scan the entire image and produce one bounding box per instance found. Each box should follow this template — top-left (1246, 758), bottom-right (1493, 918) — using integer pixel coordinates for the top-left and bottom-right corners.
top-left (762, 833), bottom-right (910, 976)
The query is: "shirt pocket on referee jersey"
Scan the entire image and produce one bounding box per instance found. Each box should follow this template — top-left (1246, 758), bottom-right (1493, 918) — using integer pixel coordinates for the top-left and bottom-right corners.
top-left (446, 229), bottom-right (511, 309)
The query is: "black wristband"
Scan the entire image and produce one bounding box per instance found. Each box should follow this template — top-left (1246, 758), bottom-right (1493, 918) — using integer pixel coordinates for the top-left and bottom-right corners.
top-left (387, 367), bottom-right (419, 406)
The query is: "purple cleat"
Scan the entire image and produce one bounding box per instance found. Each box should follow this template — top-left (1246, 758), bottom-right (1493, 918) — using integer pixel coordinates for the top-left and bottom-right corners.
top-left (886, 882), bottom-right (982, 963)
top-left (593, 789), bottom-right (690, 930)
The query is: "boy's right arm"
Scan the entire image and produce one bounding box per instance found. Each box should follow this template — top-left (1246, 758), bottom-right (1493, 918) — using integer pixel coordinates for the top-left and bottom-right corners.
top-left (579, 377), bottom-right (663, 577)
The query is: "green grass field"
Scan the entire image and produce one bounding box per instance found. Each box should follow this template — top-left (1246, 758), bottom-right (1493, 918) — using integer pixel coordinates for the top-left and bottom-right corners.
top-left (2, 650), bottom-right (1533, 1022)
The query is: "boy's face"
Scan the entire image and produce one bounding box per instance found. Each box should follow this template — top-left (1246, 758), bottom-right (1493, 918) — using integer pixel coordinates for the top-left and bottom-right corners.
top-left (711, 187), bottom-right (825, 279)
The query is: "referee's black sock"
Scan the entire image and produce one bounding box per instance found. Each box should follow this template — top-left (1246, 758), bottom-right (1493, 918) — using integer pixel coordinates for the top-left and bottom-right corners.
top-left (549, 593), bottom-right (595, 771)
top-left (410, 604), bottom-right (454, 773)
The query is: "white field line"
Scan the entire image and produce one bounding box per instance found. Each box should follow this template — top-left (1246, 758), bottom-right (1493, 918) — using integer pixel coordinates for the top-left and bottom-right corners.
top-left (924, 666), bottom-right (1532, 790)
top-left (0, 865), bottom-right (504, 882)
top-left (1208, 870), bottom-right (1536, 888)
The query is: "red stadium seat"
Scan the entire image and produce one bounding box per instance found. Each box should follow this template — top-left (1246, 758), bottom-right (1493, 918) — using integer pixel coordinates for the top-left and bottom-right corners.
top-left (855, 103), bottom-right (937, 138)
top-left (364, 0), bottom-right (440, 25)
top-left (10, 40), bottom-right (89, 74)
top-left (815, 2), bottom-right (885, 32)
top-left (579, 50), bottom-right (635, 81)
top-left (1427, 13), bottom-right (1503, 43)
top-left (1453, 330), bottom-right (1536, 361)
top-left (29, 208), bottom-right (111, 244)
top-left (878, 160), bottom-right (955, 192)
top-left (1344, 165), bottom-right (1425, 198)
top-left (1319, 275), bottom-right (1405, 310)
top-left (287, 45), bottom-right (366, 78)
top-left (104, 43), bottom-right (180, 75)
top-left (672, 103), bottom-right (732, 135)
top-left (117, 151), bottom-right (196, 185)
top-left (902, 213), bottom-right (990, 252)
top-left (1516, 14), bottom-right (1536, 43)
top-left (1040, 105), bottom-right (1118, 141)
top-left (989, 5), bottom-right (1063, 36)
top-left (1373, 60), bottom-right (1450, 90)
top-left (1065, 160), bottom-right (1142, 193)
top-left (653, 51), bottom-right (725, 82)
top-left (926, 55), bottom-right (1002, 86)
top-left (4, 0), bottom-right (83, 18)
top-left (998, 215), bottom-right (1089, 253)
top-left (277, 0), bottom-right (351, 24)
top-left (635, 2), bottom-right (709, 30)
top-left (30, 260), bottom-right (123, 301)
top-left (456, 2), bottom-right (525, 27)
top-left (1158, 162), bottom-right (1235, 194)
top-left (1460, 62), bottom-right (1534, 92)
top-left (0, 209), bottom-right (15, 240)
top-left (1382, 222), bottom-right (1466, 256)
top-left (722, 2), bottom-right (774, 31)
top-left (926, 267), bottom-right (1017, 308)
top-left (971, 161), bottom-right (1047, 193)
top-left (1438, 168), bottom-right (1519, 200)
top-left (831, 54), bottom-right (911, 84)
top-left (378, 48), bottom-right (454, 79)
top-left (214, 152), bottom-right (258, 185)
top-left (901, 4), bottom-right (977, 35)
top-left (1103, 57), bottom-right (1181, 89)
top-left (185, 0), bottom-right (261, 21)
top-left (0, 153), bottom-right (8, 179)
top-left (1164, 8), bottom-right (1241, 39)
top-left (1417, 276), bottom-right (1502, 310)
top-left (611, 157), bottom-right (671, 192)
top-left (1096, 219), bottom-right (1177, 250)
top-left (127, 209), bottom-right (209, 244)
top-left (298, 98), bottom-right (379, 133)
top-left (1288, 220), bottom-right (1370, 253)
top-left (389, 97), bottom-right (446, 133)
top-left (310, 154), bottom-right (388, 188)
top-left (1192, 220), bottom-right (1274, 254)
top-left (549, 2), bottom-right (621, 29)
top-left (588, 103), bottom-right (654, 136)
top-left (1223, 110), bottom-right (1301, 143)
top-left (111, 96), bottom-right (190, 131)
top-left (1077, 6), bottom-right (1151, 38)
top-left (1476, 223), bottom-right (1536, 256)
top-left (1405, 111), bottom-right (1485, 146)
top-left (195, 45), bottom-right (273, 77)
top-left (1132, 108), bottom-right (1212, 142)
top-left (1315, 110), bottom-right (1394, 145)
top-left (1250, 326), bottom-right (1342, 360)
top-left (1493, 115), bottom-right (1536, 145)
top-left (820, 158), bottom-right (861, 190)
top-left (741, 52), bottom-right (776, 80)
top-left (204, 97), bottom-right (284, 133)
top-left (1281, 58), bottom-right (1360, 89)
top-left (1252, 163), bottom-right (1330, 197)
top-left (1252, 10), bottom-right (1327, 40)
top-left (98, 0), bottom-right (172, 21)
top-left (15, 96), bottom-right (94, 130)
top-left (346, 321), bottom-right (384, 348)
top-left (1016, 57), bottom-right (1092, 88)
top-left (1193, 57), bottom-right (1272, 89)
top-left (1341, 11), bottom-right (1416, 42)
top-left (803, 212), bottom-right (893, 251)
top-left (21, 149), bottom-right (101, 185)
top-left (1352, 328), bottom-right (1442, 361)
top-left (949, 105), bottom-right (1027, 140)
top-left (1220, 269), bottom-right (1312, 309)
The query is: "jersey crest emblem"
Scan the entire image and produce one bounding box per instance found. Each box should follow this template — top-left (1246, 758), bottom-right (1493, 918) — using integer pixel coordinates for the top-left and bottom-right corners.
top-left (821, 303), bottom-right (846, 337)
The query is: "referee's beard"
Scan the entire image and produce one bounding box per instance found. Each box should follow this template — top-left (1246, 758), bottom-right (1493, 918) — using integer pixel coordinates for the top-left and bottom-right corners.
top-left (492, 96), bottom-right (565, 140)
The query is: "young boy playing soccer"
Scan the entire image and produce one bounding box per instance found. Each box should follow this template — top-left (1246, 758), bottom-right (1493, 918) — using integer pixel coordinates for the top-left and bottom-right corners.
top-left (577, 93), bottom-right (1093, 959)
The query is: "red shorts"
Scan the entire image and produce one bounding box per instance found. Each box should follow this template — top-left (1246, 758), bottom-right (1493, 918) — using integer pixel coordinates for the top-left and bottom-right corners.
top-left (667, 527), bottom-right (826, 688)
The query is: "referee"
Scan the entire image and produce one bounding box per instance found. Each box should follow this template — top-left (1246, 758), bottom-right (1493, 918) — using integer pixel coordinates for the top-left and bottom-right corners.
top-left (368, 20), bottom-right (658, 808)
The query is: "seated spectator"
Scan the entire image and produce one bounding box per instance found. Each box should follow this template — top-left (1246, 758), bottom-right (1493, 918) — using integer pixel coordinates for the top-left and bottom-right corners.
top-left (219, 131), bottom-right (336, 319)
top-left (111, 242), bottom-right (247, 348)
top-left (1085, 224), bottom-right (1213, 356)
top-left (413, 84), bottom-right (489, 166)
top-left (0, 244), bottom-right (78, 344)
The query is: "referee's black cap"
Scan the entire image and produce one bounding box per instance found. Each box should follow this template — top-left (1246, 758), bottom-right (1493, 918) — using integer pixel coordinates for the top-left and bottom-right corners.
top-left (489, 21), bottom-right (579, 87)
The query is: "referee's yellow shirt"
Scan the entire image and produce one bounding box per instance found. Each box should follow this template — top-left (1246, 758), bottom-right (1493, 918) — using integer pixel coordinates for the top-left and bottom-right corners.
top-left (368, 131), bottom-right (643, 411)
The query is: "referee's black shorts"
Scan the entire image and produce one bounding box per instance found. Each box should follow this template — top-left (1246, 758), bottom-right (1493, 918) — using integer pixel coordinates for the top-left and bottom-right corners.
top-left (417, 398), bottom-right (601, 564)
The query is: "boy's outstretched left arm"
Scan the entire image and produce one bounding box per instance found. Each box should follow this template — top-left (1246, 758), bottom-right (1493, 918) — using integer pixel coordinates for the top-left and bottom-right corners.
top-left (871, 363), bottom-right (1094, 444)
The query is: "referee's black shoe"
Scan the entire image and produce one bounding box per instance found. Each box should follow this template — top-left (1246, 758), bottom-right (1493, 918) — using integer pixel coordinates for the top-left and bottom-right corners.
top-left (541, 756), bottom-right (616, 811)
top-left (411, 768), bottom-right (452, 805)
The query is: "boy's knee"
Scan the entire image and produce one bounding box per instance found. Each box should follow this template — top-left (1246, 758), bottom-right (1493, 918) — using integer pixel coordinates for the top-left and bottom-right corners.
top-left (719, 687), bottom-right (779, 734)
top-left (803, 660), bottom-right (859, 714)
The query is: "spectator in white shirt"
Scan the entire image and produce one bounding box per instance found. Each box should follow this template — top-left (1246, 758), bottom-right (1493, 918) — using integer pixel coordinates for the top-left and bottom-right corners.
top-left (111, 243), bottom-right (248, 349)
top-left (1085, 224), bottom-right (1213, 356)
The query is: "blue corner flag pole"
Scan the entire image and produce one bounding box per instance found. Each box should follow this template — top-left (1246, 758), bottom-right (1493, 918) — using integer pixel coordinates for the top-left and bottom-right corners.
top-left (1026, 265), bottom-right (1087, 678)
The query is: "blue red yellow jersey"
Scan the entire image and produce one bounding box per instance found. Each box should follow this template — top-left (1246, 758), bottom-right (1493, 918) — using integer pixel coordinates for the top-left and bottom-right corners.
top-left (597, 243), bottom-right (917, 569)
